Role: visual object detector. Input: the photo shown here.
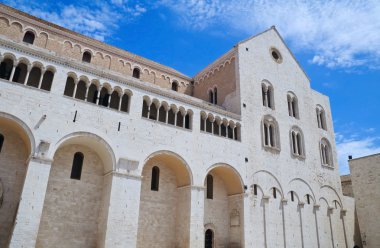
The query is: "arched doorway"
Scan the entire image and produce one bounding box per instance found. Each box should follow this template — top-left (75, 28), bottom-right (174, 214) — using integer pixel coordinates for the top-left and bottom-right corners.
top-left (137, 151), bottom-right (192, 248)
top-left (36, 133), bottom-right (115, 247)
top-left (204, 164), bottom-right (244, 247)
top-left (0, 114), bottom-right (34, 247)
top-left (205, 229), bottom-right (214, 248)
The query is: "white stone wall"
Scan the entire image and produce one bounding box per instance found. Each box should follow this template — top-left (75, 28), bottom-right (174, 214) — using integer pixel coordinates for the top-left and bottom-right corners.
top-left (0, 125), bottom-right (28, 247)
top-left (0, 24), bottom-right (356, 248)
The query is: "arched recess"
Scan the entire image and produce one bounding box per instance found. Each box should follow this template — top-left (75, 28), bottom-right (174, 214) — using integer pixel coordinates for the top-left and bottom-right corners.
top-left (137, 150), bottom-right (193, 248)
top-left (288, 178), bottom-right (318, 248)
top-left (36, 132), bottom-right (116, 248)
top-left (203, 163), bottom-right (244, 248)
top-left (0, 112), bottom-right (35, 248)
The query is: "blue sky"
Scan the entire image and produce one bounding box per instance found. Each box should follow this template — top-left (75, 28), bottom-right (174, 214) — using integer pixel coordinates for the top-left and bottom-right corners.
top-left (3, 0), bottom-right (380, 175)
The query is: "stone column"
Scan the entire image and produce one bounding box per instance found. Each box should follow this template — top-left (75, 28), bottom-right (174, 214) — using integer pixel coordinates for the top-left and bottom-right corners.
top-left (23, 66), bottom-right (31, 85)
top-left (9, 157), bottom-right (52, 248)
top-left (189, 186), bottom-right (205, 248)
top-left (9, 64), bottom-right (16, 82)
top-left (37, 69), bottom-right (46, 89)
top-left (101, 159), bottom-right (141, 248)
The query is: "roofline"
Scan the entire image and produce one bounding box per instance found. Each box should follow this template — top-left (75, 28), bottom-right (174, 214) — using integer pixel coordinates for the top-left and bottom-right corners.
top-left (348, 153), bottom-right (380, 162)
top-left (238, 26), bottom-right (311, 82)
top-left (0, 3), bottom-right (191, 81)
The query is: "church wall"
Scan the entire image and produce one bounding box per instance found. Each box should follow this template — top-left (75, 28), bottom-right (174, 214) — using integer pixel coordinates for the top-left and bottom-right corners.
top-left (0, 126), bottom-right (28, 248)
top-left (36, 145), bottom-right (105, 248)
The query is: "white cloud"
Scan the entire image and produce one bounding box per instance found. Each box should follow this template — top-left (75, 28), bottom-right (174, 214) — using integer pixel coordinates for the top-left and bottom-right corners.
top-left (336, 135), bottom-right (380, 175)
top-left (161, 0), bottom-right (380, 70)
top-left (4, 0), bottom-right (147, 41)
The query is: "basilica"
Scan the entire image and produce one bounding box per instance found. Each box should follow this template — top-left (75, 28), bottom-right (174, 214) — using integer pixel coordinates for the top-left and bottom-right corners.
top-left (0, 4), bottom-right (359, 248)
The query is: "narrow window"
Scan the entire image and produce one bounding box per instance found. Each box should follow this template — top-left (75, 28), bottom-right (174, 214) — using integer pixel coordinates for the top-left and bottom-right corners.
top-left (23, 31), bottom-right (35, 44)
top-left (291, 191), bottom-right (294, 202)
top-left (253, 184), bottom-right (258, 196)
top-left (206, 118), bottom-right (212, 133)
top-left (206, 175), bottom-right (213, 199)
top-left (151, 166), bottom-right (159, 191)
top-left (168, 108), bottom-right (175, 125)
top-left (0, 58), bottom-right (14, 80)
top-left (82, 51), bottom-right (92, 63)
top-left (262, 85), bottom-right (266, 106)
top-left (296, 133), bottom-right (303, 155)
top-left (12, 62), bottom-right (27, 83)
top-left (171, 82), bottom-right (178, 91)
top-left (273, 188), bottom-right (277, 199)
top-left (142, 100), bottom-right (149, 118)
top-left (158, 106), bottom-right (166, 123)
top-left (132, 68), bottom-right (140, 79)
top-left (267, 87), bottom-right (272, 108)
top-left (98, 87), bottom-right (109, 107)
top-left (212, 121), bottom-right (218, 135)
top-left (109, 91), bottom-right (120, 110)
top-left (149, 103), bottom-right (158, 120)
top-left (214, 87), bottom-right (217, 104)
top-left (209, 90), bottom-right (214, 104)
top-left (64, 76), bottom-right (75, 97)
top-left (306, 194), bottom-right (311, 205)
top-left (292, 132), bottom-right (297, 154)
top-left (26, 67), bottom-right (42, 88)
top-left (227, 126), bottom-right (233, 139)
top-left (269, 125), bottom-right (274, 147)
top-left (40, 70), bottom-right (54, 91)
top-left (87, 84), bottom-right (98, 103)
top-left (0, 134), bottom-right (4, 153)
top-left (75, 80), bottom-right (87, 100)
top-left (185, 114), bottom-right (190, 129)
top-left (120, 94), bottom-right (129, 112)
top-left (205, 229), bottom-right (213, 248)
top-left (177, 111), bottom-right (184, 127)
top-left (200, 115), bottom-right (205, 131)
top-left (70, 152), bottom-right (84, 180)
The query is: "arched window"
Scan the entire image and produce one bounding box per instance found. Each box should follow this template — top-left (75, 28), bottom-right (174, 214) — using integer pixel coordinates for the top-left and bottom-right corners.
top-left (320, 138), bottom-right (333, 167)
top-left (171, 81), bottom-right (178, 91)
top-left (0, 58), bottom-right (14, 80)
top-left (40, 70), bottom-right (54, 91)
top-left (208, 87), bottom-right (218, 104)
top-left (142, 99), bottom-right (149, 118)
top-left (64, 76), bottom-right (75, 97)
top-left (120, 94), bottom-right (129, 112)
top-left (206, 116), bottom-right (213, 133)
top-left (287, 92), bottom-right (299, 118)
top-left (132, 68), bottom-right (140, 79)
top-left (206, 174), bottom-right (213, 199)
top-left (214, 87), bottom-right (218, 105)
top-left (316, 105), bottom-right (327, 130)
top-left (82, 51), bottom-right (92, 63)
top-left (290, 127), bottom-right (305, 158)
top-left (75, 80), bottom-right (87, 100)
top-left (262, 116), bottom-right (279, 150)
top-left (168, 108), bottom-right (175, 125)
top-left (0, 134), bottom-right (4, 153)
top-left (149, 103), bottom-right (158, 120)
top-left (151, 166), bottom-right (160, 191)
top-left (262, 81), bottom-right (274, 109)
top-left (208, 90), bottom-right (214, 104)
top-left (184, 113), bottom-right (191, 129)
top-left (98, 87), bottom-right (110, 107)
top-left (23, 31), bottom-right (35, 44)
top-left (26, 66), bottom-right (41, 88)
top-left (158, 105), bottom-right (167, 123)
top-left (109, 91), bottom-right (120, 110)
top-left (87, 84), bottom-right (98, 103)
top-left (177, 111), bottom-right (184, 127)
top-left (70, 152), bottom-right (84, 180)
top-left (205, 229), bottom-right (213, 248)
top-left (12, 62), bottom-right (28, 84)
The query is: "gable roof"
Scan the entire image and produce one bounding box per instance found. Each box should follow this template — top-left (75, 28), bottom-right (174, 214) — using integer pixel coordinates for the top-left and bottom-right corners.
top-left (238, 26), bottom-right (310, 82)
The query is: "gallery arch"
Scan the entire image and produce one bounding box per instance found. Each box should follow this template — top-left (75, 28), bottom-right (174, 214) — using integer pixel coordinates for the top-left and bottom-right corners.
top-left (0, 114), bottom-right (34, 248)
top-left (204, 164), bottom-right (244, 247)
top-left (36, 133), bottom-right (115, 247)
top-left (137, 151), bottom-right (192, 248)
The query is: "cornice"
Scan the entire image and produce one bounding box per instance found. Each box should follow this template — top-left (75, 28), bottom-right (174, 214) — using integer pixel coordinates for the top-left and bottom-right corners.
top-left (0, 37), bottom-right (241, 120)
top-left (0, 4), bottom-right (191, 82)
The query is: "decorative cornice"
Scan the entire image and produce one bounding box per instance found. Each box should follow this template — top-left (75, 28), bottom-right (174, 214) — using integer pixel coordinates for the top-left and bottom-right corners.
top-left (0, 37), bottom-right (241, 120)
top-left (0, 4), bottom-right (191, 82)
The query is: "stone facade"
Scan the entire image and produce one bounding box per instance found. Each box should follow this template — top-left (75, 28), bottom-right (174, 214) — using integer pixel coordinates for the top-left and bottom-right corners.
top-left (0, 3), bottom-right (359, 248)
top-left (348, 154), bottom-right (380, 248)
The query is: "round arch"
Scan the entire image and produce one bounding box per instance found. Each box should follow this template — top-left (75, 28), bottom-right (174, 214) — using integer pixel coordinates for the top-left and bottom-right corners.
top-left (0, 112), bottom-right (35, 156)
top-left (142, 150), bottom-right (193, 187)
top-left (51, 132), bottom-right (116, 173)
top-left (205, 163), bottom-right (244, 195)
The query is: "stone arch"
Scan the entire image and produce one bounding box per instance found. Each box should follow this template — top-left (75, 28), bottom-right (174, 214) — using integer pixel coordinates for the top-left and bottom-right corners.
top-left (137, 150), bottom-right (193, 248)
top-left (288, 178), bottom-right (316, 202)
top-left (0, 17), bottom-right (10, 28)
top-left (37, 131), bottom-right (116, 247)
top-left (252, 170), bottom-right (284, 196)
top-left (203, 163), bottom-right (244, 247)
top-left (320, 185), bottom-right (343, 208)
top-left (0, 112), bottom-right (36, 247)
top-left (50, 131), bottom-right (116, 173)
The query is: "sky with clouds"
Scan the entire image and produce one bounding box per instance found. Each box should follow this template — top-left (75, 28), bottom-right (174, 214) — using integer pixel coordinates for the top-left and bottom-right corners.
top-left (2, 0), bottom-right (379, 174)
